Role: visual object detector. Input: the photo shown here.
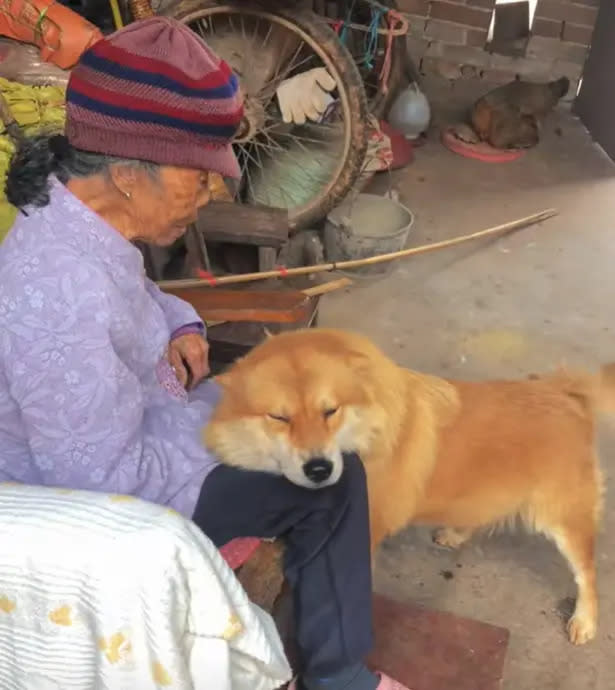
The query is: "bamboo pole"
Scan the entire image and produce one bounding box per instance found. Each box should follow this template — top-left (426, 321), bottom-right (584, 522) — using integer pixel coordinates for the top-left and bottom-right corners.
top-left (157, 209), bottom-right (557, 291)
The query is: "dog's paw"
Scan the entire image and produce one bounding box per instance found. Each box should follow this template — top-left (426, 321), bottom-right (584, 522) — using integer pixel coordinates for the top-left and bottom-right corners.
top-left (567, 613), bottom-right (596, 645)
top-left (432, 528), bottom-right (469, 550)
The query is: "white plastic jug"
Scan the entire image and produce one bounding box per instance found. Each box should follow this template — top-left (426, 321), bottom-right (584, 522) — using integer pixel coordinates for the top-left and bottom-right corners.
top-left (387, 82), bottom-right (431, 140)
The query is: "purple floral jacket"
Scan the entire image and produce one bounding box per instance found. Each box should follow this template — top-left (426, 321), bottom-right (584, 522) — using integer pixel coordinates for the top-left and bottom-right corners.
top-left (0, 178), bottom-right (220, 517)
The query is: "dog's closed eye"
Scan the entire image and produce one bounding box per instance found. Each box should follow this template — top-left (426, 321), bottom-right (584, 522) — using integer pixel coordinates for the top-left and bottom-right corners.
top-left (324, 407), bottom-right (339, 419)
top-left (268, 413), bottom-right (290, 423)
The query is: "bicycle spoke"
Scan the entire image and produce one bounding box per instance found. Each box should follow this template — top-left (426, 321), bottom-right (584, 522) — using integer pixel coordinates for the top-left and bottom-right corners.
top-left (247, 133), bottom-right (334, 196)
top-left (251, 15), bottom-right (261, 47)
top-left (195, 18), bottom-right (210, 41)
top-left (239, 14), bottom-right (249, 83)
top-left (257, 51), bottom-right (321, 104)
top-left (258, 129), bottom-right (333, 147)
top-left (253, 130), bottom-right (286, 153)
top-left (259, 120), bottom-right (344, 139)
top-left (261, 22), bottom-right (273, 49)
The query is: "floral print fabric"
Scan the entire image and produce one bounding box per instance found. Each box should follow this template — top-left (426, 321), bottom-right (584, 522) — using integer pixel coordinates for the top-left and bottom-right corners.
top-left (0, 178), bottom-right (220, 517)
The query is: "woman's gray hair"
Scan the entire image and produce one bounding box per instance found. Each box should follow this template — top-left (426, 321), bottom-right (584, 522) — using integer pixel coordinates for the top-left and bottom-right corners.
top-left (5, 132), bottom-right (160, 210)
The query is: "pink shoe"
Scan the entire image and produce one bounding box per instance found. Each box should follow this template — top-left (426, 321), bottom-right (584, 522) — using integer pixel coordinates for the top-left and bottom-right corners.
top-left (287, 673), bottom-right (411, 690)
top-left (374, 671), bottom-right (412, 690)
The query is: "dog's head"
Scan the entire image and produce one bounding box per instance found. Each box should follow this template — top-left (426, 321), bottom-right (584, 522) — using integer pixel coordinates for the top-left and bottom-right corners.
top-left (204, 328), bottom-right (397, 488)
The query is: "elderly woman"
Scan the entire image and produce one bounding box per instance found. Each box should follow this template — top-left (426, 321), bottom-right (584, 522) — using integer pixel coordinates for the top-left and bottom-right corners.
top-left (0, 17), bottom-right (409, 690)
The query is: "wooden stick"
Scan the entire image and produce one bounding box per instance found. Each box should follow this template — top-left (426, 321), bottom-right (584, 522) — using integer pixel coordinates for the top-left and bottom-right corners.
top-left (157, 209), bottom-right (557, 290)
top-left (301, 277), bottom-right (353, 297)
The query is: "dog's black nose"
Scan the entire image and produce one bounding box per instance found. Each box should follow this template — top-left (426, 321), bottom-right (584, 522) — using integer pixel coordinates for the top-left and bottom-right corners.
top-left (303, 457), bottom-right (333, 483)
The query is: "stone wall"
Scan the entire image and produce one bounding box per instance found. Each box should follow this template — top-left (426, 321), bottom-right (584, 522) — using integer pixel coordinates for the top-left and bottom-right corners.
top-left (399, 0), bottom-right (600, 102)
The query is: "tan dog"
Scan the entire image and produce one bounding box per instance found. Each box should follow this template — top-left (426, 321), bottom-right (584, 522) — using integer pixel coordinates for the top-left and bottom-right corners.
top-left (205, 328), bottom-right (610, 645)
top-left (471, 77), bottom-right (570, 149)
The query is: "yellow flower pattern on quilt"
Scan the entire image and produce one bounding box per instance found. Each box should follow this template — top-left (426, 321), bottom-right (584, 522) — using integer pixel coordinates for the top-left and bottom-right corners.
top-left (0, 483), bottom-right (293, 689)
top-left (49, 605), bottom-right (73, 626)
top-left (151, 661), bottom-right (172, 686)
top-left (98, 632), bottom-right (132, 665)
top-left (0, 595), bottom-right (15, 614)
top-left (222, 613), bottom-right (243, 641)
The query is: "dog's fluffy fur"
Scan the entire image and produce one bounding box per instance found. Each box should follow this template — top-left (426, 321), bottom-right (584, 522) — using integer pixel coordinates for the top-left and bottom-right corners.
top-left (205, 328), bottom-right (611, 645)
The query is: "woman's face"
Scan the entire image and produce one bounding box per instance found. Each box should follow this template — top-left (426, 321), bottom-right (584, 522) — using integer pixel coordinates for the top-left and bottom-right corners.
top-left (125, 166), bottom-right (211, 246)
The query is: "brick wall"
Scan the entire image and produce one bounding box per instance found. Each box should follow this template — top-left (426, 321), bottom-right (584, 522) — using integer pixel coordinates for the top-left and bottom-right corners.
top-left (400, 0), bottom-right (600, 102)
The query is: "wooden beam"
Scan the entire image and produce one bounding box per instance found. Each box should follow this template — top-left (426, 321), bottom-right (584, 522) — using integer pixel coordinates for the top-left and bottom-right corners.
top-left (195, 201), bottom-right (290, 248)
top-left (161, 286), bottom-right (314, 324)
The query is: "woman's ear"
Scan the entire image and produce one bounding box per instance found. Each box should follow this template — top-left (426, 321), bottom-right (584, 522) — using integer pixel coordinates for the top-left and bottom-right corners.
top-left (108, 163), bottom-right (139, 199)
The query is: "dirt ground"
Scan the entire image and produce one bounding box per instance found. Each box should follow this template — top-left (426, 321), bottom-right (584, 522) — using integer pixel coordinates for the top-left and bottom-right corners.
top-left (318, 77), bottom-right (615, 690)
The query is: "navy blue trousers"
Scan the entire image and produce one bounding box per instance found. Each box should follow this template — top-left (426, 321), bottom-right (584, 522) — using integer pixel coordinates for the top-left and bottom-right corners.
top-left (192, 453), bottom-right (373, 676)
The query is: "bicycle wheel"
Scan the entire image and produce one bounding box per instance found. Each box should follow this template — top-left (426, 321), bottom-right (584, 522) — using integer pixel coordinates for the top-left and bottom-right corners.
top-left (164, 0), bottom-right (369, 231)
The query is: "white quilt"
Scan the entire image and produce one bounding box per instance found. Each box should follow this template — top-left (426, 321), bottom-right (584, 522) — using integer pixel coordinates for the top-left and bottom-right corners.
top-left (0, 482), bottom-right (292, 690)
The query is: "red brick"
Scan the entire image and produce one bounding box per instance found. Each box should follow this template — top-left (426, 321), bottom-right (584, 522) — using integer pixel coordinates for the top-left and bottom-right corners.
top-left (460, 64), bottom-right (479, 78)
top-left (535, 0), bottom-right (598, 27)
top-left (466, 28), bottom-right (488, 47)
top-left (532, 17), bottom-right (562, 38)
top-left (430, 0), bottom-right (492, 29)
top-left (562, 21), bottom-right (594, 45)
top-left (527, 34), bottom-right (588, 63)
top-left (425, 18), bottom-right (467, 44)
top-left (480, 68), bottom-right (517, 83)
top-left (466, 0), bottom-right (495, 9)
top-left (420, 55), bottom-right (462, 80)
top-left (407, 16), bottom-right (428, 37)
top-left (396, 0), bottom-right (429, 16)
top-left (406, 35), bottom-right (430, 58)
top-left (491, 52), bottom-right (554, 80)
top-left (428, 41), bottom-right (492, 67)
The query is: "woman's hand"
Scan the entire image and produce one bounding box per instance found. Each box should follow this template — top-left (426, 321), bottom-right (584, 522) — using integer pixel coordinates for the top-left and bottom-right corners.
top-left (168, 333), bottom-right (210, 390)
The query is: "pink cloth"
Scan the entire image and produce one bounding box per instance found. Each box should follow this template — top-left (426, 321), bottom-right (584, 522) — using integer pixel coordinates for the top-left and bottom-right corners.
top-left (219, 537), bottom-right (262, 570)
top-left (288, 672), bottom-right (412, 689)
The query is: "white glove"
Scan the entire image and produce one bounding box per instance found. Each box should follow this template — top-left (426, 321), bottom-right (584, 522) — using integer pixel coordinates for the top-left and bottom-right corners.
top-left (276, 67), bottom-right (336, 125)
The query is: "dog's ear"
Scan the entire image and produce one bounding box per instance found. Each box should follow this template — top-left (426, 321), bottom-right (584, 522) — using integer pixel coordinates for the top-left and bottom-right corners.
top-left (214, 371), bottom-right (235, 388)
top-left (346, 350), bottom-right (371, 373)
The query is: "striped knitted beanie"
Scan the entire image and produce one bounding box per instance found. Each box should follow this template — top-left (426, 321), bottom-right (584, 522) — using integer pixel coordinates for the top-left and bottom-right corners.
top-left (65, 17), bottom-right (243, 178)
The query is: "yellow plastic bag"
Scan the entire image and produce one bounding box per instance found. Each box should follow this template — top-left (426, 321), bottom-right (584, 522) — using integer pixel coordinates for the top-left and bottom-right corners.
top-left (0, 78), bottom-right (67, 242)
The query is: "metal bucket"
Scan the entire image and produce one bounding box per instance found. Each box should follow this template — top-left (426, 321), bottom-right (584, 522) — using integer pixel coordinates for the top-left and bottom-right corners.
top-left (324, 193), bottom-right (414, 276)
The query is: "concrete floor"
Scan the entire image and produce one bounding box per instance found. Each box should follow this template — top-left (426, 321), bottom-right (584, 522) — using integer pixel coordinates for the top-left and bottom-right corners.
top-left (318, 80), bottom-right (615, 689)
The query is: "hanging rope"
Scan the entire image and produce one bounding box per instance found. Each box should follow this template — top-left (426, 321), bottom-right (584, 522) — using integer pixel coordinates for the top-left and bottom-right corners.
top-left (322, 0), bottom-right (409, 94)
top-left (362, 8), bottom-right (385, 69)
top-left (339, 0), bottom-right (358, 44)
top-left (324, 12), bottom-right (408, 37)
top-left (379, 10), bottom-right (405, 93)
